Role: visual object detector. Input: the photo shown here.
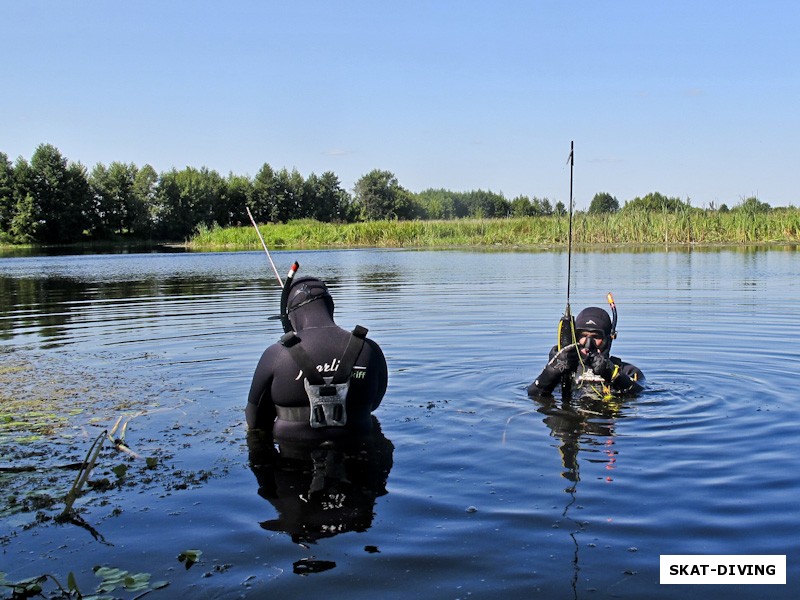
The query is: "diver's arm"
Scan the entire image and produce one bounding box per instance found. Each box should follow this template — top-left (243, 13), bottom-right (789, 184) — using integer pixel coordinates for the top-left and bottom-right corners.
top-left (246, 396), bottom-right (276, 430)
top-left (246, 385), bottom-right (277, 430)
top-left (587, 354), bottom-right (645, 394)
top-left (367, 339), bottom-right (389, 411)
top-left (527, 344), bottom-right (578, 397)
top-left (527, 368), bottom-right (558, 396)
top-left (611, 363), bottom-right (645, 394)
top-left (246, 347), bottom-right (279, 430)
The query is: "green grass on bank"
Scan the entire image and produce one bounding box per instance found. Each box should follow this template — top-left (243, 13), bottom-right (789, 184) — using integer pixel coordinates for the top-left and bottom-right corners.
top-left (188, 210), bottom-right (800, 250)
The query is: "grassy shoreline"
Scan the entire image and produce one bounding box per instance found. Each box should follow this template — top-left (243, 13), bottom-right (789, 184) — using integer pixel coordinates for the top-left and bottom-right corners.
top-left (188, 211), bottom-right (800, 251)
top-left (3, 211), bottom-right (798, 254)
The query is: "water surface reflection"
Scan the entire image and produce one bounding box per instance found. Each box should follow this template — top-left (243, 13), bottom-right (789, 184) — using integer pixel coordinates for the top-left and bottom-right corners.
top-left (534, 394), bottom-right (627, 488)
top-left (531, 394), bottom-right (633, 599)
top-left (247, 419), bottom-right (393, 552)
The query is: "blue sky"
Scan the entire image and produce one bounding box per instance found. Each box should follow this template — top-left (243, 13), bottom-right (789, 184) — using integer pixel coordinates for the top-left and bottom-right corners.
top-left (3, 1), bottom-right (798, 209)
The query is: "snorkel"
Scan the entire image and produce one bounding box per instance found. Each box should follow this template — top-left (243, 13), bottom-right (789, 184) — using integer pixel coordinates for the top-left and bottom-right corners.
top-left (607, 292), bottom-right (618, 343)
top-left (280, 261), bottom-right (300, 333)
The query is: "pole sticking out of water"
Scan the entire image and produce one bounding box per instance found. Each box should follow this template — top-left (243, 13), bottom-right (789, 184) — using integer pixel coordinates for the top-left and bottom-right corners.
top-left (559, 141), bottom-right (576, 399)
top-left (245, 206), bottom-right (283, 287)
top-left (566, 140), bottom-right (574, 309)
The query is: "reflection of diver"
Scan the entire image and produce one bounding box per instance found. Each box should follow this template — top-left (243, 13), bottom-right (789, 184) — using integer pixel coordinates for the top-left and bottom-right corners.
top-left (533, 395), bottom-right (627, 600)
top-left (534, 395), bottom-right (623, 488)
top-left (247, 417), bottom-right (393, 545)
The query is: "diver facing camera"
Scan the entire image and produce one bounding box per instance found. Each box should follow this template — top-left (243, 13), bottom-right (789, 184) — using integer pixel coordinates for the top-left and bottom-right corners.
top-left (528, 302), bottom-right (645, 398)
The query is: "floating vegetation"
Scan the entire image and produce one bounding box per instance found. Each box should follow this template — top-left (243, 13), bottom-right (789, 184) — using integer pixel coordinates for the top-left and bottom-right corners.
top-left (93, 566), bottom-right (168, 596)
top-left (0, 354), bottom-right (93, 444)
top-left (0, 565), bottom-right (169, 599)
top-left (0, 348), bottom-right (217, 527)
top-left (0, 346), bottom-right (226, 599)
top-left (177, 549), bottom-right (203, 570)
top-left (0, 364), bottom-right (78, 444)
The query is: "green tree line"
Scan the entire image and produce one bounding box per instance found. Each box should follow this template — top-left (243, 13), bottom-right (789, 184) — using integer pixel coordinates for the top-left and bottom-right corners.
top-left (0, 143), bottom-right (786, 245)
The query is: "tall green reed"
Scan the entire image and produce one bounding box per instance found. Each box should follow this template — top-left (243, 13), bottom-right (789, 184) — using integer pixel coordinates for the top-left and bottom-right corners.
top-left (189, 210), bottom-right (800, 250)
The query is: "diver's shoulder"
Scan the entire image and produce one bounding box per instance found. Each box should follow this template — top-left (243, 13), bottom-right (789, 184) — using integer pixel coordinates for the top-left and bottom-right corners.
top-left (610, 356), bottom-right (645, 380)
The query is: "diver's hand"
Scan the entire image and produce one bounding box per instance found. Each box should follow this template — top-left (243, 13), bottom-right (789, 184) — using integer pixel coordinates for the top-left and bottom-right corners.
top-left (530, 344), bottom-right (579, 394)
top-left (585, 352), bottom-right (614, 380)
top-left (548, 343), bottom-right (579, 374)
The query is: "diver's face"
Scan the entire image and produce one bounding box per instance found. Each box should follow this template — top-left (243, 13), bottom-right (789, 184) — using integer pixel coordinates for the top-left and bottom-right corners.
top-left (578, 330), bottom-right (605, 353)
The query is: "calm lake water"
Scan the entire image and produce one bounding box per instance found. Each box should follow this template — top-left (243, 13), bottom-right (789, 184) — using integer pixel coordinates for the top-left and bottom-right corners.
top-left (1, 247), bottom-right (798, 599)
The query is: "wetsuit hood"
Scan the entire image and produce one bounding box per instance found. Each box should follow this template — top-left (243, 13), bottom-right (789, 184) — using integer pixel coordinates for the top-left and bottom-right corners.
top-left (575, 306), bottom-right (613, 354)
top-left (285, 277), bottom-right (335, 330)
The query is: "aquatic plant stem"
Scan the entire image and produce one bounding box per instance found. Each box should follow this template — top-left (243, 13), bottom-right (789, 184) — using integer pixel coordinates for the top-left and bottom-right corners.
top-left (61, 431), bottom-right (106, 517)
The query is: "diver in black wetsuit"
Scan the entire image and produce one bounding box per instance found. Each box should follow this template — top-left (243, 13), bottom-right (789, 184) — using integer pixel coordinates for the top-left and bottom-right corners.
top-left (246, 276), bottom-right (388, 442)
top-left (527, 306), bottom-right (644, 397)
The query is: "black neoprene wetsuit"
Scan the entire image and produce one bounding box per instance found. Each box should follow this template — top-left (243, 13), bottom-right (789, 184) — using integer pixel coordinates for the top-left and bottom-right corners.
top-left (527, 344), bottom-right (645, 397)
top-left (246, 295), bottom-right (388, 442)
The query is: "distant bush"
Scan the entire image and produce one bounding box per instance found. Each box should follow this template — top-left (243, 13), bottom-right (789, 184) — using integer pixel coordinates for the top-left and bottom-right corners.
top-left (588, 192), bottom-right (620, 214)
top-left (734, 196), bottom-right (771, 214)
top-left (623, 192), bottom-right (691, 213)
